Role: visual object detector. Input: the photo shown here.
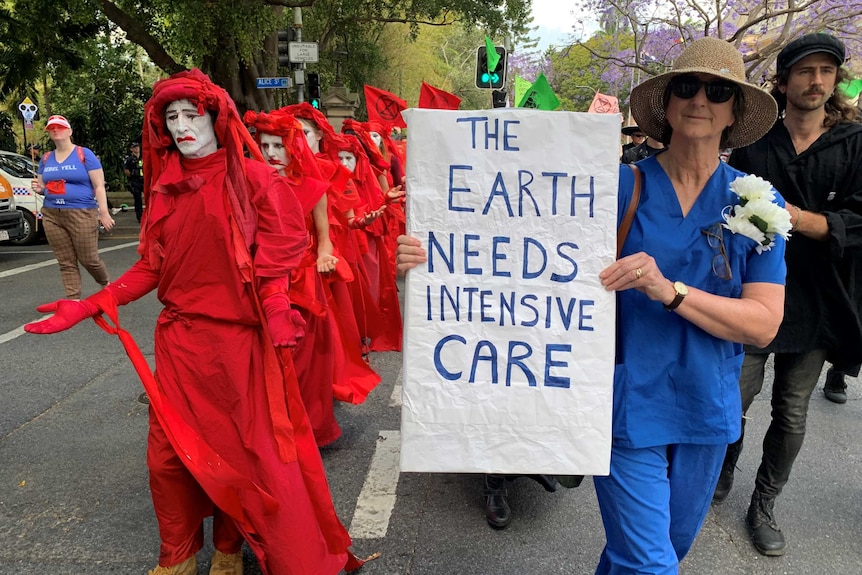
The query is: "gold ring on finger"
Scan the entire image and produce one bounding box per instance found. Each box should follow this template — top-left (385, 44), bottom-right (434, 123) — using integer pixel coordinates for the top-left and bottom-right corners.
top-left (635, 268), bottom-right (643, 279)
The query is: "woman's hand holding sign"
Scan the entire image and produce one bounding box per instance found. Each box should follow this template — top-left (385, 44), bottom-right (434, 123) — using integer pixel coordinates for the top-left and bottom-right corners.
top-left (396, 234), bottom-right (426, 276)
top-left (599, 251), bottom-right (675, 305)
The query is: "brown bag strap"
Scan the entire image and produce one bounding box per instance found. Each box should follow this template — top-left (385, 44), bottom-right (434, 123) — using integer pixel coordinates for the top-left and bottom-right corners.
top-left (617, 164), bottom-right (642, 258)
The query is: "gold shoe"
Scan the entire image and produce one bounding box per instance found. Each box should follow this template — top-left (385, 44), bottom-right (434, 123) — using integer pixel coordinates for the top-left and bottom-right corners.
top-left (209, 549), bottom-right (243, 575)
top-left (148, 556), bottom-right (197, 575)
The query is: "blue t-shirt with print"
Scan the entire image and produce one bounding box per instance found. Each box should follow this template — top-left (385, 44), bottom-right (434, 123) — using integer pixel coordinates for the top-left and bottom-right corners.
top-left (38, 146), bottom-right (102, 209)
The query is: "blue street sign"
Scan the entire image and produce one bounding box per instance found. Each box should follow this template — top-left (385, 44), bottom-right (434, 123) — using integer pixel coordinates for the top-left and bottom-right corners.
top-left (256, 77), bottom-right (292, 89)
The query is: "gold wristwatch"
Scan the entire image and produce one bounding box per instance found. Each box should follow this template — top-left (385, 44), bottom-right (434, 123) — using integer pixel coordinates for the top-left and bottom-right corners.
top-left (664, 281), bottom-right (688, 311)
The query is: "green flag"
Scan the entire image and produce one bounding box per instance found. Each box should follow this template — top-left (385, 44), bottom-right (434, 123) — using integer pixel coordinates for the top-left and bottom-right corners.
top-left (514, 75), bottom-right (531, 109)
top-left (516, 73), bottom-right (561, 111)
top-left (838, 78), bottom-right (862, 99)
top-left (484, 35), bottom-right (501, 72)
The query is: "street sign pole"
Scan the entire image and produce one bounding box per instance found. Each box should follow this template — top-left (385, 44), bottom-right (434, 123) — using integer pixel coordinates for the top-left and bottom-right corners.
top-left (18, 98), bottom-right (38, 162)
top-left (294, 7), bottom-right (305, 104)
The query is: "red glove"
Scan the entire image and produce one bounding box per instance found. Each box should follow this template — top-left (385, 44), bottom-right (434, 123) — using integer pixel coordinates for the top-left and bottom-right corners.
top-left (25, 289), bottom-right (116, 334)
top-left (259, 277), bottom-right (306, 348)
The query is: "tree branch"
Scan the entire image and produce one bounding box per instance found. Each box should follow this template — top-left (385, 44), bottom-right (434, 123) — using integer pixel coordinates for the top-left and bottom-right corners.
top-left (95, 0), bottom-right (184, 75)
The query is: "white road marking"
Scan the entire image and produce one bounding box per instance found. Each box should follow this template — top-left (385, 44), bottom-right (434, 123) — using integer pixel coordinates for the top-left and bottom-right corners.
top-left (349, 430), bottom-right (402, 539)
top-left (0, 241), bottom-right (138, 279)
top-left (1, 241), bottom-right (138, 345)
top-left (389, 367), bottom-right (402, 407)
top-left (0, 325), bottom-right (26, 345)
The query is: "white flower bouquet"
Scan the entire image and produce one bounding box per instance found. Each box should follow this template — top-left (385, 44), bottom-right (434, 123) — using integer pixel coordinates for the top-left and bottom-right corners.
top-left (722, 174), bottom-right (792, 254)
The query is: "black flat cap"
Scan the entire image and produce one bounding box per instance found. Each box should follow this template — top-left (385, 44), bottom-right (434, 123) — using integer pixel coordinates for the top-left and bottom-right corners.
top-left (621, 125), bottom-right (644, 136)
top-left (778, 34), bottom-right (845, 71)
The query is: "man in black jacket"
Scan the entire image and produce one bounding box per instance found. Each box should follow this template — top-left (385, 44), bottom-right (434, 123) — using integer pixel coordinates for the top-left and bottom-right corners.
top-left (715, 33), bottom-right (862, 556)
top-left (620, 125), bottom-right (645, 156)
top-left (620, 134), bottom-right (665, 164)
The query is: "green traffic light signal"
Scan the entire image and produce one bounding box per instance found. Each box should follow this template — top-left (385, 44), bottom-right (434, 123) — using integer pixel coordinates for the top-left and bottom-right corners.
top-left (311, 99), bottom-right (321, 109)
top-left (475, 45), bottom-right (507, 89)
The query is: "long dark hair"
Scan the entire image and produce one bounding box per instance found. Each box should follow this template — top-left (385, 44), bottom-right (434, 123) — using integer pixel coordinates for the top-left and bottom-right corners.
top-left (770, 65), bottom-right (859, 127)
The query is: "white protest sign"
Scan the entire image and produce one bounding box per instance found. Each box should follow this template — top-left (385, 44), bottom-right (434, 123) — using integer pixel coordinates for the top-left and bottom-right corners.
top-left (400, 108), bottom-right (620, 475)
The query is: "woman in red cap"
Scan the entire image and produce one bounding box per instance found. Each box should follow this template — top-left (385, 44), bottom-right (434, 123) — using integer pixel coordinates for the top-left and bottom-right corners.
top-left (32, 114), bottom-right (114, 300)
top-left (25, 70), bottom-right (362, 575)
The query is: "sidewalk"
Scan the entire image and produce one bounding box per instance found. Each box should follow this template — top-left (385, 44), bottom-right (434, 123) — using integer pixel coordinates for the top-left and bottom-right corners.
top-left (100, 201), bottom-right (141, 241)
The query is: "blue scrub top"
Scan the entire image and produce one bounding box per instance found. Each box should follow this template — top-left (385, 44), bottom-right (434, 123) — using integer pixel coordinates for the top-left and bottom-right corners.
top-left (614, 156), bottom-right (787, 448)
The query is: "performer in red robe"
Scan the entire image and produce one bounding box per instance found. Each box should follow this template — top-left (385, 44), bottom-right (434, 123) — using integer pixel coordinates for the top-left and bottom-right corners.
top-left (335, 133), bottom-right (403, 352)
top-left (354, 119), bottom-right (407, 269)
top-left (25, 70), bottom-right (362, 575)
top-left (285, 104), bottom-right (386, 358)
top-left (366, 119), bottom-right (405, 187)
top-left (244, 109), bottom-right (380, 446)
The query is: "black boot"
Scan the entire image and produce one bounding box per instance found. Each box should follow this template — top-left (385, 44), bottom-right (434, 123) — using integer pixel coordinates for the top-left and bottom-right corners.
top-left (525, 474), bottom-right (558, 492)
top-left (824, 368), bottom-right (848, 404)
top-left (746, 490), bottom-right (786, 556)
top-left (713, 437), bottom-right (743, 504)
top-left (483, 474), bottom-right (511, 530)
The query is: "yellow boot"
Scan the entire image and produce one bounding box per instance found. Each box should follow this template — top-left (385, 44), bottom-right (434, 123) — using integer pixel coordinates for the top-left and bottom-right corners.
top-left (148, 556), bottom-right (197, 575)
top-left (209, 549), bottom-right (243, 575)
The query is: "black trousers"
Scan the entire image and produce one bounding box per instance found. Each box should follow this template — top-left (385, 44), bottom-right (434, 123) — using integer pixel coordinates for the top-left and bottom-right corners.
top-left (130, 182), bottom-right (144, 222)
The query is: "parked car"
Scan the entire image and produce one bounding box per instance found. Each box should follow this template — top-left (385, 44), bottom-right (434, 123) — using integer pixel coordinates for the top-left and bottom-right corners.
top-left (0, 167), bottom-right (26, 243)
top-left (0, 150), bottom-right (42, 244)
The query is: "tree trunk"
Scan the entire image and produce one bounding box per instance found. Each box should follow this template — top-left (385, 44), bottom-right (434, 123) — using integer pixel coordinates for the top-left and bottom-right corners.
top-left (205, 44), bottom-right (276, 115)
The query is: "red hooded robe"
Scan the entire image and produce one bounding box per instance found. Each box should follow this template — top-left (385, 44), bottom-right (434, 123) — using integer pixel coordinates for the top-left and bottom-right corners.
top-left (105, 70), bottom-right (360, 574)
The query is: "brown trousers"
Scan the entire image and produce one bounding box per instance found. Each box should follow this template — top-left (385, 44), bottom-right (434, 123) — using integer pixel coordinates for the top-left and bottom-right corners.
top-left (41, 207), bottom-right (109, 299)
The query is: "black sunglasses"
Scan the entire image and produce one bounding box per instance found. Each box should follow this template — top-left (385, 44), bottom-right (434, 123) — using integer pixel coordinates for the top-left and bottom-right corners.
top-left (669, 75), bottom-right (738, 104)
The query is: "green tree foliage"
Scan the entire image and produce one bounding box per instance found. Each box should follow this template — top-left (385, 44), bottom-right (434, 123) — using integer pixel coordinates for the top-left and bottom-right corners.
top-left (550, 32), bottom-right (634, 112)
top-left (364, 23), bottom-right (501, 111)
top-left (0, 0), bottom-right (101, 109)
top-left (90, 0), bottom-right (531, 111)
top-left (0, 111), bottom-right (15, 151)
top-left (49, 33), bottom-right (152, 189)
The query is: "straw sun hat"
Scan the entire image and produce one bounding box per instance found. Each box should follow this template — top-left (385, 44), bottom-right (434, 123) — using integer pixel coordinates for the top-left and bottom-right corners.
top-left (630, 37), bottom-right (778, 149)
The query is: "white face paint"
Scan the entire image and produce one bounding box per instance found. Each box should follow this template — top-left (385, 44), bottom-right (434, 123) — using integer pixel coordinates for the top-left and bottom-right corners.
top-left (297, 117), bottom-right (322, 154)
top-left (164, 99), bottom-right (218, 158)
top-left (338, 151), bottom-right (357, 172)
top-left (259, 133), bottom-right (289, 175)
top-left (369, 131), bottom-right (383, 148)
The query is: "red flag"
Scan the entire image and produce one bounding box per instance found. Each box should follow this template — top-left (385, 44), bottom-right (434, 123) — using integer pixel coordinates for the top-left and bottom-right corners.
top-left (587, 92), bottom-right (620, 114)
top-left (418, 82), bottom-right (461, 110)
top-left (364, 85), bottom-right (407, 128)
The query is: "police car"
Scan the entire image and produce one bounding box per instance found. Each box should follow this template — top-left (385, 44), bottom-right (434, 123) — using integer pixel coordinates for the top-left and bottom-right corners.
top-left (0, 150), bottom-right (42, 244)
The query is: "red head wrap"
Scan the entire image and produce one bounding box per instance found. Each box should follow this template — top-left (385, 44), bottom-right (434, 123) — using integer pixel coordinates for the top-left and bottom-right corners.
top-left (341, 118), bottom-right (390, 172)
top-left (332, 133), bottom-right (384, 208)
top-left (141, 69), bottom-right (262, 249)
top-left (364, 119), bottom-right (404, 165)
top-left (283, 102), bottom-right (339, 160)
top-left (243, 109), bottom-right (323, 184)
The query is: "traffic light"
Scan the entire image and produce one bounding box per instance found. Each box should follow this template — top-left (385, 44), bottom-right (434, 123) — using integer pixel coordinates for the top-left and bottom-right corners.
top-left (277, 29), bottom-right (294, 67)
top-left (307, 72), bottom-right (321, 109)
top-left (475, 45), bottom-right (507, 89)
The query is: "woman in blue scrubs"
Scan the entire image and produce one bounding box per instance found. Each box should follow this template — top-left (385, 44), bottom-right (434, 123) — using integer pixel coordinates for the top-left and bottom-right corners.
top-left (396, 37), bottom-right (787, 575)
top-left (593, 37), bottom-right (785, 574)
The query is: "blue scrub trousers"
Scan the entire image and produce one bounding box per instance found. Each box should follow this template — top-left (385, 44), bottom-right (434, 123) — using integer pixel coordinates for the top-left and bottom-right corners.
top-left (593, 443), bottom-right (725, 575)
